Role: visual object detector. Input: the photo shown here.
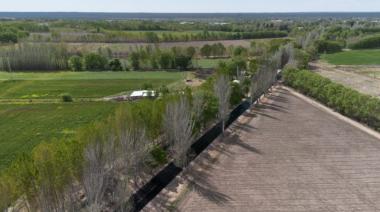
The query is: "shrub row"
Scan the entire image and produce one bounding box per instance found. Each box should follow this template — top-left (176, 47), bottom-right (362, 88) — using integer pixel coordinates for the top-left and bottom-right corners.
top-left (283, 69), bottom-right (380, 131)
top-left (349, 35), bottom-right (380, 49)
top-left (68, 54), bottom-right (124, 72)
top-left (315, 40), bottom-right (343, 53)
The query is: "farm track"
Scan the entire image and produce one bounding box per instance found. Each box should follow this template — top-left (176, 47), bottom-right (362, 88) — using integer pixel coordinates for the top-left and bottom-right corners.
top-left (311, 61), bottom-right (380, 99)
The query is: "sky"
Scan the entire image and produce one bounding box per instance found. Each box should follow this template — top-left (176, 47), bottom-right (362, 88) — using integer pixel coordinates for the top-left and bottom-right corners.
top-left (1, 0), bottom-right (380, 13)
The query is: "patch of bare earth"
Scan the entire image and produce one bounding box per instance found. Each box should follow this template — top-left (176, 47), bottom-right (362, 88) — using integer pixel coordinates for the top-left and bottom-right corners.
top-left (310, 61), bottom-right (380, 98)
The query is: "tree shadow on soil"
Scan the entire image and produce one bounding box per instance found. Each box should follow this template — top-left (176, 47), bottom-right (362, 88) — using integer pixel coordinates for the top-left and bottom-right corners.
top-left (267, 95), bottom-right (289, 103)
top-left (143, 140), bottom-right (235, 211)
top-left (224, 133), bottom-right (263, 155)
top-left (255, 102), bottom-right (288, 114)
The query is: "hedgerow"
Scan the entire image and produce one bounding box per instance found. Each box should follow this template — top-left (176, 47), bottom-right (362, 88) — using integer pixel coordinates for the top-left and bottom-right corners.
top-left (349, 35), bottom-right (380, 49)
top-left (283, 69), bottom-right (380, 131)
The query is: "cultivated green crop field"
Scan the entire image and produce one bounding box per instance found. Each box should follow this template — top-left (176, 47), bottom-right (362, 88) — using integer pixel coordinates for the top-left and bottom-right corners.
top-left (322, 49), bottom-right (380, 65)
top-left (0, 71), bottom-right (184, 81)
top-left (0, 102), bottom-right (119, 170)
top-left (0, 71), bottom-right (184, 99)
top-left (0, 71), bottom-right (185, 170)
top-left (0, 79), bottom-right (177, 99)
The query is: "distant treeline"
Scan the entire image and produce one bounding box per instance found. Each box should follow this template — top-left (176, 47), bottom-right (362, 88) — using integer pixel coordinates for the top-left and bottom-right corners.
top-left (28, 30), bottom-right (288, 43)
top-left (49, 19), bottom-right (290, 32)
top-left (0, 37), bottom-right (298, 72)
top-left (0, 19), bottom-right (291, 44)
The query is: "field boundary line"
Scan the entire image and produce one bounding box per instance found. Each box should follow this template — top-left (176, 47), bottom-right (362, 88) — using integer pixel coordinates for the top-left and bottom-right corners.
top-left (283, 86), bottom-right (380, 140)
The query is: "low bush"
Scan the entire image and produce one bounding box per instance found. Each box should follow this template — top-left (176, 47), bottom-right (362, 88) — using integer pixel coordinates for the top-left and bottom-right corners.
top-left (149, 145), bottom-right (168, 167)
top-left (283, 69), bottom-right (380, 131)
top-left (174, 55), bottom-right (192, 70)
top-left (61, 93), bottom-right (73, 102)
top-left (83, 53), bottom-right (108, 71)
top-left (0, 32), bottom-right (18, 43)
top-left (68, 55), bottom-right (83, 71)
top-left (109, 58), bottom-right (123, 71)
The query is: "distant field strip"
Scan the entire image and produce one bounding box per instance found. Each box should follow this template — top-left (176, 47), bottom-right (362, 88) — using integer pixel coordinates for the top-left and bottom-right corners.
top-left (0, 71), bottom-right (184, 81)
top-left (0, 79), bottom-right (177, 99)
top-left (321, 49), bottom-right (380, 65)
top-left (0, 71), bottom-right (184, 99)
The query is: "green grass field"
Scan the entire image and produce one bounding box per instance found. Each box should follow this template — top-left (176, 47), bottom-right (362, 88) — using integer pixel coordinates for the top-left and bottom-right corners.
top-left (0, 71), bottom-right (184, 99)
top-left (0, 102), bottom-right (119, 170)
top-left (321, 49), bottom-right (380, 65)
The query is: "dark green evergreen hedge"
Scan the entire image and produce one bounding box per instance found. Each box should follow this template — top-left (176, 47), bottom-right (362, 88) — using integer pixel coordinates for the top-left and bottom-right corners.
top-left (283, 69), bottom-right (380, 131)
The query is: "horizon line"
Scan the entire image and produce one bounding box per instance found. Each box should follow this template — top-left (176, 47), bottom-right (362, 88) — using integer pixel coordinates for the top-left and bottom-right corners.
top-left (1, 11), bottom-right (380, 14)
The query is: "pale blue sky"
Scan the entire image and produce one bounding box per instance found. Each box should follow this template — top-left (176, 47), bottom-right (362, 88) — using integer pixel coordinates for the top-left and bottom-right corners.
top-left (2, 0), bottom-right (380, 13)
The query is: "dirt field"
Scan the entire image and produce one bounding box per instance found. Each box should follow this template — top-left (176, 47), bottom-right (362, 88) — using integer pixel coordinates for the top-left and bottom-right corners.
top-left (146, 87), bottom-right (380, 211)
top-left (310, 61), bottom-right (380, 98)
